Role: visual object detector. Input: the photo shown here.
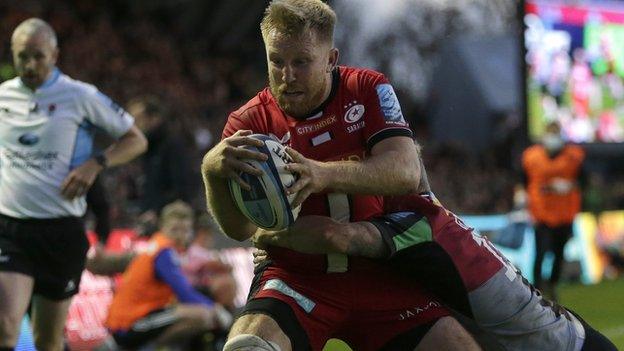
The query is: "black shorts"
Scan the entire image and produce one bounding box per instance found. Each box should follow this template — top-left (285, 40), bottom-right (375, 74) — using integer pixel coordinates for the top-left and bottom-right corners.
top-left (0, 213), bottom-right (89, 300)
top-left (112, 308), bottom-right (178, 348)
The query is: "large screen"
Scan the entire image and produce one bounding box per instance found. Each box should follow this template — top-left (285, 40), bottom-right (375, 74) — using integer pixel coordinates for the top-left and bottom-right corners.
top-left (525, 0), bottom-right (624, 143)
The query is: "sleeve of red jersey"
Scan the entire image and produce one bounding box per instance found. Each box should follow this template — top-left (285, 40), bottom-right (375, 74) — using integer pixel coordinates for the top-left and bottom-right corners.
top-left (222, 111), bottom-right (252, 140)
top-left (361, 73), bottom-right (413, 151)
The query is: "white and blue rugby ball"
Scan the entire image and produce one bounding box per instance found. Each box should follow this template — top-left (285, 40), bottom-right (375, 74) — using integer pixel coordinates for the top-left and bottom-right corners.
top-left (228, 134), bottom-right (300, 230)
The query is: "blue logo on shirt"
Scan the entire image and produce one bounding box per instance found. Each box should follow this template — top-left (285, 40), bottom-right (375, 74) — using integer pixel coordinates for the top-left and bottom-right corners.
top-left (375, 84), bottom-right (405, 123)
top-left (18, 133), bottom-right (40, 146)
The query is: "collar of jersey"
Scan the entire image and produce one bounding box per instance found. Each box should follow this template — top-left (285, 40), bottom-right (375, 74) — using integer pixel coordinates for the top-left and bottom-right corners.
top-left (19, 67), bottom-right (60, 92)
top-left (302, 67), bottom-right (340, 120)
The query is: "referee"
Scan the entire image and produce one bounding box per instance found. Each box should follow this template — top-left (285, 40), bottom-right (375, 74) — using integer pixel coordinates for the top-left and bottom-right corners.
top-left (0, 18), bottom-right (147, 351)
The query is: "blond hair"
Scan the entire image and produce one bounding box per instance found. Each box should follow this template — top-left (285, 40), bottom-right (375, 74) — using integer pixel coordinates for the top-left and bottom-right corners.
top-left (159, 200), bottom-right (194, 227)
top-left (260, 0), bottom-right (336, 44)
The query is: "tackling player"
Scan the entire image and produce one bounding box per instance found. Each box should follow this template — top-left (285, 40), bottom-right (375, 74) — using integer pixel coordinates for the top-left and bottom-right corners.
top-left (0, 19), bottom-right (147, 351)
top-left (202, 1), bottom-right (484, 350)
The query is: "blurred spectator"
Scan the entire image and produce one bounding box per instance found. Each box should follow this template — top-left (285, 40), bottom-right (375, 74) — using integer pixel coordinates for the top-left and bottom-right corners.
top-left (183, 215), bottom-right (237, 310)
top-left (425, 143), bottom-right (516, 214)
top-left (4, 0), bottom-right (624, 223)
top-left (603, 239), bottom-right (624, 279)
top-left (521, 121), bottom-right (585, 301)
top-left (584, 172), bottom-right (607, 215)
top-left (86, 175), bottom-right (112, 246)
top-left (103, 201), bottom-right (232, 349)
top-left (127, 96), bottom-right (196, 235)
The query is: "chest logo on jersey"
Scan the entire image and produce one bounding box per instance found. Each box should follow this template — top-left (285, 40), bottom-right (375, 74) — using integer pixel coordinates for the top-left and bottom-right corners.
top-left (347, 121), bottom-right (365, 134)
top-left (343, 103), bottom-right (365, 124)
top-left (18, 133), bottom-right (40, 146)
top-left (295, 115), bottom-right (337, 135)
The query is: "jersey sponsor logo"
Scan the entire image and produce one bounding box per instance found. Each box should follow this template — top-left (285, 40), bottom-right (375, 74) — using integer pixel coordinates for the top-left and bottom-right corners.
top-left (398, 300), bottom-right (442, 320)
top-left (347, 121), bottom-right (365, 134)
top-left (269, 132), bottom-right (291, 145)
top-left (375, 84), bottom-right (405, 124)
top-left (344, 103), bottom-right (365, 123)
top-left (18, 133), bottom-right (40, 146)
top-left (296, 115), bottom-right (337, 135)
top-left (4, 149), bottom-right (59, 170)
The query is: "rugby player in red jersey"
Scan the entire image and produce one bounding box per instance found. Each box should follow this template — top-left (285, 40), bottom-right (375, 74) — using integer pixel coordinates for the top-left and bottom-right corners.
top-left (201, 1), bottom-right (484, 350)
top-left (252, 50), bottom-right (616, 351)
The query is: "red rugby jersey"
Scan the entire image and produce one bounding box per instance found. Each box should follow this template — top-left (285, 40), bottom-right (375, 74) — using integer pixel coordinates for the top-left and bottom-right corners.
top-left (223, 66), bottom-right (412, 223)
top-left (222, 66), bottom-right (412, 271)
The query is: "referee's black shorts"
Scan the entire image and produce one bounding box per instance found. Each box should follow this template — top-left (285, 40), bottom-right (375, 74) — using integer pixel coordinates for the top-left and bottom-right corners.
top-left (0, 213), bottom-right (89, 300)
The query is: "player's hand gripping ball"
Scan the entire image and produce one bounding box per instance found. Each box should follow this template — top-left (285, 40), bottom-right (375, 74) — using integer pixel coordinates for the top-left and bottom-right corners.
top-left (228, 134), bottom-right (300, 230)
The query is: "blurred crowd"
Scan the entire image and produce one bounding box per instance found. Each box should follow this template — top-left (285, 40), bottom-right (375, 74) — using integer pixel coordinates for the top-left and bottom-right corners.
top-left (2, 0), bottom-right (624, 225)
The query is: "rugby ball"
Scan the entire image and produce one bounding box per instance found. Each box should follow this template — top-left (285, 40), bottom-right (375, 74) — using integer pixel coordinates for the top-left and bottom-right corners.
top-left (228, 134), bottom-right (300, 230)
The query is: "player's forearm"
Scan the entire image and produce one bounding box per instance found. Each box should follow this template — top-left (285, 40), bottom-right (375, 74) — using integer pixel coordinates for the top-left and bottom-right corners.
top-left (102, 125), bottom-right (148, 167)
top-left (323, 149), bottom-right (421, 195)
top-left (297, 220), bottom-right (388, 258)
top-left (260, 216), bottom-right (388, 258)
top-left (202, 173), bottom-right (256, 241)
top-left (340, 222), bottom-right (389, 258)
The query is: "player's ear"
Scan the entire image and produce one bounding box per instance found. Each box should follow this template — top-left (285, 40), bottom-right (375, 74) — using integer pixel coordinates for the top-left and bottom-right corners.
top-left (53, 47), bottom-right (59, 62)
top-left (327, 48), bottom-right (339, 72)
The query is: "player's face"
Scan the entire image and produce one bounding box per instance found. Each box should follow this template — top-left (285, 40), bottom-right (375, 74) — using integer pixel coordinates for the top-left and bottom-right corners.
top-left (265, 30), bottom-right (338, 118)
top-left (162, 218), bottom-right (194, 248)
top-left (12, 32), bottom-right (58, 90)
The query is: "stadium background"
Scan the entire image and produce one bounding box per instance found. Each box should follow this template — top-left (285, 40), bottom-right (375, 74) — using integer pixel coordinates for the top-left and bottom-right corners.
top-left (1, 0), bottom-right (623, 350)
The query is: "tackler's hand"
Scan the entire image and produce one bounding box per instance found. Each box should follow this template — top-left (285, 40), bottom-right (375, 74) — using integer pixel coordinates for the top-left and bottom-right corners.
top-left (253, 228), bottom-right (288, 250)
top-left (253, 216), bottom-right (346, 255)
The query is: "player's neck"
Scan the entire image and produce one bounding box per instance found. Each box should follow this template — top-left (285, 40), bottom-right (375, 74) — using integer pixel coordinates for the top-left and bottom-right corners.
top-left (295, 68), bottom-right (339, 120)
top-left (319, 70), bottom-right (333, 106)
